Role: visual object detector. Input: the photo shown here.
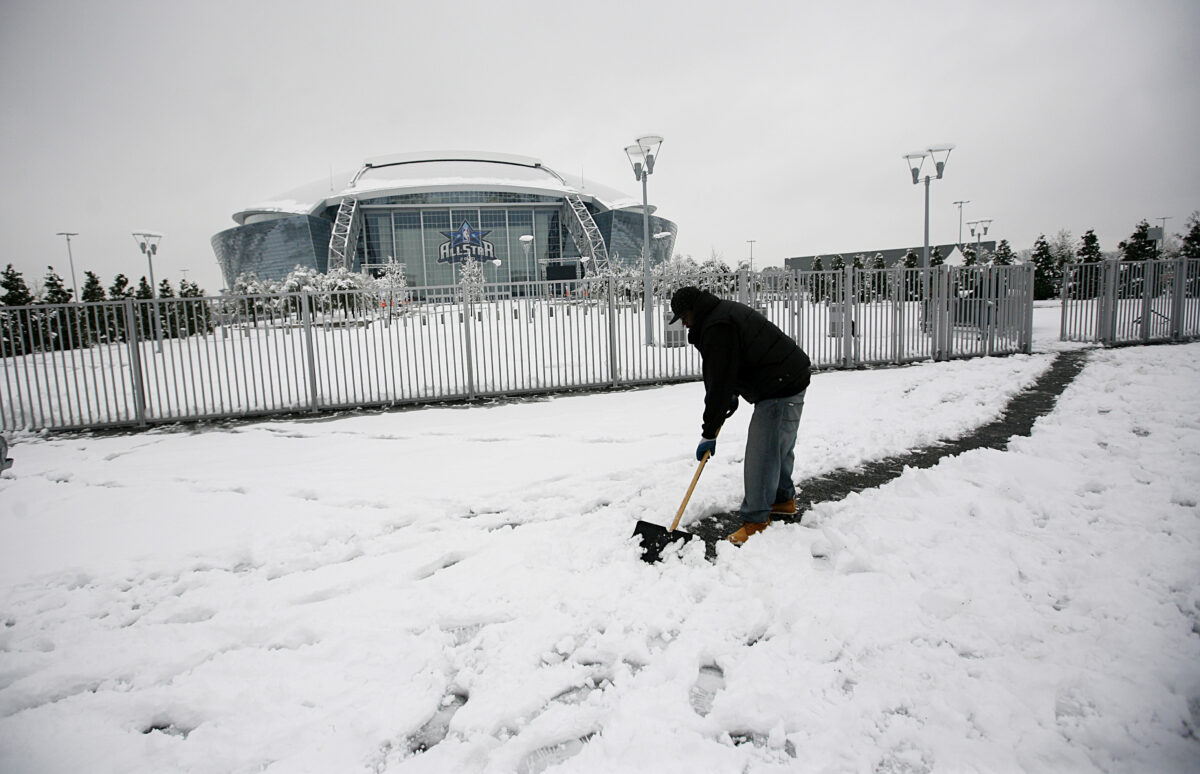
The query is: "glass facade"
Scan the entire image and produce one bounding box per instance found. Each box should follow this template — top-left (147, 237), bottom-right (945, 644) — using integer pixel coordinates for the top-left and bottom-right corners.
top-left (594, 210), bottom-right (678, 267)
top-left (211, 215), bottom-right (331, 288)
top-left (213, 190), bottom-right (677, 288)
top-left (358, 192), bottom-right (585, 286)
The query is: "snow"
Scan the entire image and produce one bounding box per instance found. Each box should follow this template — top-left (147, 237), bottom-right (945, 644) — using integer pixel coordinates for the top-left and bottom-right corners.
top-left (1, 305), bottom-right (1198, 773)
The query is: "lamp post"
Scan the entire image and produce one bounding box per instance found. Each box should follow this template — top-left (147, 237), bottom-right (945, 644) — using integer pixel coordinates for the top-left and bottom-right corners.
top-left (967, 219), bottom-right (992, 265)
top-left (519, 234), bottom-right (534, 278)
top-left (746, 239), bottom-right (756, 273)
top-left (55, 232), bottom-right (80, 301)
top-left (903, 145), bottom-right (955, 272)
top-left (132, 231), bottom-right (164, 351)
top-left (625, 134), bottom-right (663, 345)
top-left (953, 200), bottom-right (970, 248)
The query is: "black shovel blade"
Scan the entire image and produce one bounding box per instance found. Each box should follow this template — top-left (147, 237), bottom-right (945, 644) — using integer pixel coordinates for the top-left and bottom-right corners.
top-left (633, 520), bottom-right (694, 563)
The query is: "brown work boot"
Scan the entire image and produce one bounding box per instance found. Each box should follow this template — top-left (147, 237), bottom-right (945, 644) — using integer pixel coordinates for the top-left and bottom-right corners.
top-left (771, 498), bottom-right (797, 517)
top-left (727, 520), bottom-right (771, 545)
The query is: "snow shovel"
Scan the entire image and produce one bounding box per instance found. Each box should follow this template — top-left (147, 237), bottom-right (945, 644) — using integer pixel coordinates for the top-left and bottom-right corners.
top-left (633, 447), bottom-right (713, 563)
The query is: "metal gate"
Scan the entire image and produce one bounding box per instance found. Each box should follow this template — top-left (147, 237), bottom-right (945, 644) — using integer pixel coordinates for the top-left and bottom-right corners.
top-left (1061, 258), bottom-right (1200, 345)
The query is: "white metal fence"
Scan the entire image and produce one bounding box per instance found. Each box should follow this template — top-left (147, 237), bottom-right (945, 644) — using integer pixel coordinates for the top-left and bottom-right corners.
top-left (1, 265), bottom-right (1034, 432)
top-left (1060, 258), bottom-right (1200, 345)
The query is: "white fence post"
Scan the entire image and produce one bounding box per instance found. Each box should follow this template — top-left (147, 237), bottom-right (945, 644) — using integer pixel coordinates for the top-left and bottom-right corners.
top-left (122, 298), bottom-right (148, 427)
top-left (1022, 264), bottom-right (1034, 354)
top-left (842, 264), bottom-right (855, 368)
top-left (462, 289), bottom-right (477, 400)
top-left (891, 266), bottom-right (903, 364)
top-left (300, 290), bottom-right (320, 411)
top-left (607, 279), bottom-right (619, 387)
top-left (1139, 261), bottom-right (1153, 343)
top-left (1171, 256), bottom-right (1187, 341)
top-left (931, 267), bottom-right (944, 360)
top-left (1101, 259), bottom-right (1119, 345)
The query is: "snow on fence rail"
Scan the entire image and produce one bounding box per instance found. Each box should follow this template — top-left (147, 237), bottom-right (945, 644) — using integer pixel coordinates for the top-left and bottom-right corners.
top-left (1, 266), bottom-right (1034, 432)
top-left (1060, 258), bottom-right (1200, 345)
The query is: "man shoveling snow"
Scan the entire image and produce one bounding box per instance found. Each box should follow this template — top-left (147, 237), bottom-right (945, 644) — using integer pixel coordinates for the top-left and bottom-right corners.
top-left (669, 286), bottom-right (812, 544)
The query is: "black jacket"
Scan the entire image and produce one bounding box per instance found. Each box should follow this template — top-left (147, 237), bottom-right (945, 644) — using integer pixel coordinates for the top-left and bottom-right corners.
top-left (687, 291), bottom-right (811, 437)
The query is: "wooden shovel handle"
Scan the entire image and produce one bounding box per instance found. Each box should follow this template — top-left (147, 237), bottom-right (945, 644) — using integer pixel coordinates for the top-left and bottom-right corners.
top-left (668, 451), bottom-right (711, 532)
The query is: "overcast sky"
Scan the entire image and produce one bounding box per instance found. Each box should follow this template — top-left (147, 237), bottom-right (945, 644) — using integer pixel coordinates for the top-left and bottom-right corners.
top-left (1, 0), bottom-right (1196, 295)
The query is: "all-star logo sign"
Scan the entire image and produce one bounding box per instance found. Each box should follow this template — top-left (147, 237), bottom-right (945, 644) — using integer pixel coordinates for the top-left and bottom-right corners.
top-left (438, 221), bottom-right (496, 264)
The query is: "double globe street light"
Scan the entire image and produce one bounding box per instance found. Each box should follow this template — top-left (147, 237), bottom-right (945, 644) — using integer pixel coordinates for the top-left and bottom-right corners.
top-left (625, 135), bottom-right (663, 346)
top-left (967, 219), bottom-right (993, 264)
top-left (902, 144), bottom-right (955, 273)
top-left (133, 231), bottom-right (164, 352)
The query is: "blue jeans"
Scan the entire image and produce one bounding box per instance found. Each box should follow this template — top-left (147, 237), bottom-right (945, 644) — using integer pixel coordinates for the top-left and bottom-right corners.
top-left (739, 390), bottom-right (806, 524)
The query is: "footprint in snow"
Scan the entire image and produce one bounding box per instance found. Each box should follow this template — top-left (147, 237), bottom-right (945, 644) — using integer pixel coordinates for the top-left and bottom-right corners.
top-left (689, 664), bottom-right (725, 717)
top-left (415, 552), bottom-right (468, 581)
top-left (729, 731), bottom-right (797, 758)
top-left (518, 733), bottom-right (595, 774)
top-left (407, 692), bottom-right (468, 754)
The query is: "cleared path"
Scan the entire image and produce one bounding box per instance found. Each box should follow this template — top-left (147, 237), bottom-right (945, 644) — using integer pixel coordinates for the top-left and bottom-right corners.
top-left (691, 350), bottom-right (1091, 551)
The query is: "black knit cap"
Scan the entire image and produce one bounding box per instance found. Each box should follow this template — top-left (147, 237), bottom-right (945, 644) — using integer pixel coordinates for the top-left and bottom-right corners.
top-left (669, 286), bottom-right (703, 323)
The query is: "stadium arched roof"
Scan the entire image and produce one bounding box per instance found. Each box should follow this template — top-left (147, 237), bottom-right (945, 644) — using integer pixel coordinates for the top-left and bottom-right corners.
top-left (233, 151), bottom-right (644, 226)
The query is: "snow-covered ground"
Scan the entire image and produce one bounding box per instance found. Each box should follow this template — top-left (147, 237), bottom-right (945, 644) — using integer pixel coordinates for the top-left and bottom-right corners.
top-left (1, 303), bottom-right (1198, 773)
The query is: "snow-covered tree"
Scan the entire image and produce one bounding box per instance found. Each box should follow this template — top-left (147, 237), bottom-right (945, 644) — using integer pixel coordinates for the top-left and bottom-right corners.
top-left (230, 272), bottom-right (274, 296)
top-left (1119, 220), bottom-right (1157, 262)
top-left (81, 272), bottom-right (106, 302)
top-left (135, 276), bottom-right (154, 300)
top-left (1030, 235), bottom-right (1058, 299)
top-left (322, 266), bottom-right (370, 293)
top-left (35, 267), bottom-right (73, 352)
top-left (41, 267), bottom-right (72, 304)
top-left (697, 254), bottom-right (734, 294)
top-left (323, 267), bottom-right (373, 315)
top-left (991, 240), bottom-right (1016, 266)
top-left (172, 279), bottom-right (212, 337)
top-left (1, 264), bottom-right (33, 306)
top-left (458, 257), bottom-right (487, 305)
top-left (154, 279), bottom-right (180, 337)
top-left (1069, 230), bottom-right (1104, 299)
top-left (179, 279), bottom-right (206, 298)
top-left (963, 247), bottom-right (978, 266)
top-left (108, 274), bottom-right (133, 299)
top-left (0, 265), bottom-right (34, 354)
top-left (1078, 230), bottom-right (1102, 263)
top-left (277, 266), bottom-right (320, 294)
top-left (76, 271), bottom-right (108, 344)
top-left (1181, 212), bottom-right (1200, 298)
top-left (374, 259), bottom-right (411, 314)
top-left (651, 252), bottom-right (699, 297)
top-left (1050, 229), bottom-right (1076, 268)
top-left (1177, 212), bottom-right (1200, 261)
top-left (100, 274), bottom-right (134, 341)
top-left (901, 250), bottom-right (919, 269)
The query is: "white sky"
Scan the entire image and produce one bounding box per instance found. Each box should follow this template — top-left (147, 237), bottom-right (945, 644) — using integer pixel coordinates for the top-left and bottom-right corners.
top-left (1, 0), bottom-right (1197, 294)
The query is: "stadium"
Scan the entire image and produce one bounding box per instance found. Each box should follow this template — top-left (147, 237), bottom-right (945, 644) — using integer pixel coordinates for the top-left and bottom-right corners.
top-left (211, 151), bottom-right (678, 289)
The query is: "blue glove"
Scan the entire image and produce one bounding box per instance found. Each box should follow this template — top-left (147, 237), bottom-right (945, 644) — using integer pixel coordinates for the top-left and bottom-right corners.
top-left (696, 437), bottom-right (717, 461)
